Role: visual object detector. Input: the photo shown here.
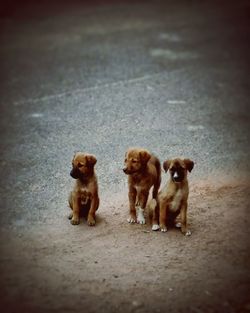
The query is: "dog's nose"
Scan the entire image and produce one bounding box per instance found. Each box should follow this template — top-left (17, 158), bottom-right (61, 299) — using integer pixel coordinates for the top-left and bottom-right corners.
top-left (70, 168), bottom-right (78, 179)
top-left (123, 168), bottom-right (128, 174)
top-left (173, 171), bottom-right (179, 179)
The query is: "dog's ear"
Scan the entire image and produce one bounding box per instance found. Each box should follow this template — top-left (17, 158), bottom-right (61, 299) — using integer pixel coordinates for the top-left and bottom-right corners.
top-left (71, 152), bottom-right (78, 163)
top-left (86, 154), bottom-right (97, 166)
top-left (163, 160), bottom-right (171, 172)
top-left (72, 151), bottom-right (81, 160)
top-left (184, 159), bottom-right (194, 172)
top-left (139, 150), bottom-right (151, 164)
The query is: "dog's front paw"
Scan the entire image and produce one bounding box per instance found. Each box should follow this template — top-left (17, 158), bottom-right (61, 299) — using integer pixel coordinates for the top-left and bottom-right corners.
top-left (152, 224), bottom-right (160, 231)
top-left (127, 215), bottom-right (136, 224)
top-left (160, 225), bottom-right (167, 232)
top-left (181, 227), bottom-right (191, 236)
top-left (71, 217), bottom-right (80, 225)
top-left (175, 222), bottom-right (182, 228)
top-left (87, 216), bottom-right (96, 226)
top-left (184, 230), bottom-right (192, 236)
top-left (137, 208), bottom-right (146, 225)
top-left (137, 217), bottom-right (146, 224)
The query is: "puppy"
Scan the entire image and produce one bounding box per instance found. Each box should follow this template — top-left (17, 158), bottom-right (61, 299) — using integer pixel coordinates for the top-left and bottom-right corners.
top-left (68, 152), bottom-right (99, 226)
top-left (151, 158), bottom-right (194, 235)
top-left (123, 147), bottom-right (161, 224)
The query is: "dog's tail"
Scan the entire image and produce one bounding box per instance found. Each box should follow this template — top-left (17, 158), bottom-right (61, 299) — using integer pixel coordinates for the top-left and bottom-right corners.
top-left (152, 156), bottom-right (161, 199)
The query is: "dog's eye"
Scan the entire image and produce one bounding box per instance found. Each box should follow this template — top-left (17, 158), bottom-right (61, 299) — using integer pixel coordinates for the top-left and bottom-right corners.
top-left (132, 159), bottom-right (137, 163)
top-left (78, 163), bottom-right (84, 168)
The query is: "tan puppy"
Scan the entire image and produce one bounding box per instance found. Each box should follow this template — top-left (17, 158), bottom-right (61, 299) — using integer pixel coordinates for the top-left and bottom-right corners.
top-left (123, 148), bottom-right (161, 224)
top-left (151, 158), bottom-right (194, 235)
top-left (68, 152), bottom-right (99, 226)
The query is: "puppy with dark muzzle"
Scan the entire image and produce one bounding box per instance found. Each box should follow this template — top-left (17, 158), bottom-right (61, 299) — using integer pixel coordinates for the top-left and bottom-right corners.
top-left (150, 158), bottom-right (194, 235)
top-left (123, 147), bottom-right (161, 224)
top-left (68, 152), bottom-right (99, 226)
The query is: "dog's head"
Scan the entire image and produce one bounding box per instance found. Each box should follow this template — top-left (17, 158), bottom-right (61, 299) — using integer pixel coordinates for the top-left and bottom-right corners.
top-left (163, 158), bottom-right (194, 183)
top-left (70, 152), bottom-right (97, 180)
top-left (123, 148), bottom-right (151, 175)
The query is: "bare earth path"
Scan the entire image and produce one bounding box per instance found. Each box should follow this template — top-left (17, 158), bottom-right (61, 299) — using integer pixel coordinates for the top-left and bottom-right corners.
top-left (1, 174), bottom-right (250, 313)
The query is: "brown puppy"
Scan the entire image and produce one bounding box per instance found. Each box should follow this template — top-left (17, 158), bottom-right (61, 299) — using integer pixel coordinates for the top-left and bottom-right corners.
top-left (68, 152), bottom-right (99, 226)
top-left (123, 148), bottom-right (161, 224)
top-left (151, 158), bottom-right (194, 235)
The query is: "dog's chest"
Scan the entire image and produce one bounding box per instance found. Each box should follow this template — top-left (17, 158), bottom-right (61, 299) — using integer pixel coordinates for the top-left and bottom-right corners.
top-left (80, 186), bottom-right (89, 193)
top-left (79, 186), bottom-right (91, 204)
top-left (134, 184), bottom-right (142, 193)
top-left (169, 189), bottom-right (183, 212)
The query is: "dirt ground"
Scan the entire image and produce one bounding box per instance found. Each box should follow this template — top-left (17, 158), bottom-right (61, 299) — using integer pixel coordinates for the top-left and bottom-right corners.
top-left (1, 172), bottom-right (250, 313)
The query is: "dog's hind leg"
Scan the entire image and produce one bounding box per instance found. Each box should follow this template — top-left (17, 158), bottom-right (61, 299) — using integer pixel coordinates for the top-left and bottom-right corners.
top-left (180, 202), bottom-right (191, 236)
top-left (152, 182), bottom-right (160, 199)
top-left (68, 192), bottom-right (73, 219)
top-left (127, 187), bottom-right (137, 223)
top-left (87, 196), bottom-right (99, 226)
top-left (71, 196), bottom-right (80, 225)
top-left (152, 158), bottom-right (161, 199)
top-left (136, 190), bottom-right (149, 224)
top-left (159, 202), bottom-right (168, 232)
top-left (150, 199), bottom-right (160, 231)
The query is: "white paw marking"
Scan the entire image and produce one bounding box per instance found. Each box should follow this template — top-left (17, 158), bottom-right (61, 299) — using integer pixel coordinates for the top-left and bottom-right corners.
top-left (161, 228), bottom-right (167, 232)
top-left (137, 208), bottom-right (146, 225)
top-left (185, 230), bottom-right (192, 236)
top-left (175, 222), bottom-right (182, 228)
top-left (152, 224), bottom-right (160, 231)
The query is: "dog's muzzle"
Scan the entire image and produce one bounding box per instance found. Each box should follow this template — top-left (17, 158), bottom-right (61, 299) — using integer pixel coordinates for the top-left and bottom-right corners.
top-left (70, 167), bottom-right (81, 179)
top-left (172, 171), bottom-right (184, 183)
top-left (123, 168), bottom-right (138, 175)
top-left (123, 168), bottom-right (129, 174)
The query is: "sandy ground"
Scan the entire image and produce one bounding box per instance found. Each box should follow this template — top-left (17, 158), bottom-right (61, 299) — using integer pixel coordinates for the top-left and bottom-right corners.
top-left (1, 172), bottom-right (250, 313)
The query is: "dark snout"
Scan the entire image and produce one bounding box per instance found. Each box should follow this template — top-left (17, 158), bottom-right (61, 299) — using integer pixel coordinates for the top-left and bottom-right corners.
top-left (123, 167), bottom-right (137, 175)
top-left (172, 171), bottom-right (184, 183)
top-left (123, 167), bottom-right (129, 174)
top-left (70, 167), bottom-right (79, 179)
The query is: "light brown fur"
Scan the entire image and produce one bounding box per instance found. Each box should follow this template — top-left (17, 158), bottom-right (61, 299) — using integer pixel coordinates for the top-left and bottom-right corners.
top-left (151, 158), bottom-right (194, 235)
top-left (68, 152), bottom-right (99, 226)
top-left (123, 147), bottom-right (161, 224)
